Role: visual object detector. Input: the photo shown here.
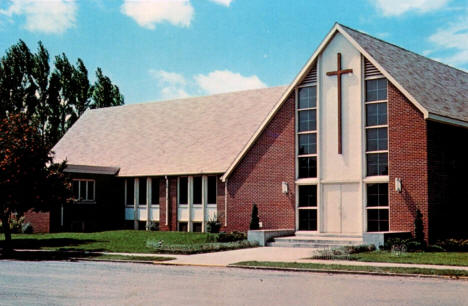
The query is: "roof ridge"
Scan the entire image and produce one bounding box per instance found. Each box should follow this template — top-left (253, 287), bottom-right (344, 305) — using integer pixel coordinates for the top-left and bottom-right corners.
top-left (100, 85), bottom-right (288, 111)
top-left (338, 23), bottom-right (468, 77)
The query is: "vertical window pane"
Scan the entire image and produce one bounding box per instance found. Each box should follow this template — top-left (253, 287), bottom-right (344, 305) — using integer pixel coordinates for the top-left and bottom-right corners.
top-left (126, 178), bottom-right (134, 205)
top-left (367, 183), bottom-right (388, 207)
top-left (88, 181), bottom-right (95, 201)
top-left (139, 178), bottom-right (147, 205)
top-left (80, 181), bottom-right (87, 200)
top-left (367, 209), bottom-right (389, 232)
top-left (299, 209), bottom-right (317, 231)
top-left (298, 133), bottom-right (317, 155)
top-left (298, 157), bottom-right (317, 178)
top-left (366, 128), bottom-right (387, 151)
top-left (298, 86), bottom-right (316, 109)
top-left (298, 110), bottom-right (317, 132)
top-left (193, 176), bottom-right (202, 205)
top-left (208, 176), bottom-right (217, 204)
top-left (151, 178), bottom-right (159, 204)
top-left (73, 180), bottom-right (79, 200)
top-left (366, 79), bottom-right (387, 102)
top-left (366, 103), bottom-right (387, 126)
top-left (179, 177), bottom-right (188, 204)
top-left (366, 153), bottom-right (388, 176)
top-left (298, 185), bottom-right (317, 207)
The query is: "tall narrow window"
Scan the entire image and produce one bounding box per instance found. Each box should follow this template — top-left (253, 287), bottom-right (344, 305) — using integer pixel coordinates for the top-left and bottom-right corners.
top-left (151, 178), bottom-right (159, 205)
top-left (193, 176), bottom-right (202, 205)
top-left (178, 177), bottom-right (188, 205)
top-left (139, 178), bottom-right (147, 205)
top-left (365, 78), bottom-right (388, 176)
top-left (207, 176), bottom-right (217, 204)
top-left (126, 178), bottom-right (134, 205)
top-left (297, 86), bottom-right (317, 178)
top-left (366, 183), bottom-right (389, 232)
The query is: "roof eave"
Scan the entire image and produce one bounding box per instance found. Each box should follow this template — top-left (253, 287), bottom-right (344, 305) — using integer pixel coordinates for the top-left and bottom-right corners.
top-left (426, 113), bottom-right (468, 129)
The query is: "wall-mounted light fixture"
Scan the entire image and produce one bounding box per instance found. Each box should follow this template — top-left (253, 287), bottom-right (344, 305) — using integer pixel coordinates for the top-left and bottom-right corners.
top-left (282, 182), bottom-right (288, 194)
top-left (395, 178), bottom-right (402, 193)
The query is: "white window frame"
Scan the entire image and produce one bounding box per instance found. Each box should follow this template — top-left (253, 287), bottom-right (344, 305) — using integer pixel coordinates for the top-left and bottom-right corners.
top-left (365, 78), bottom-right (389, 177)
top-left (365, 183), bottom-right (390, 232)
top-left (72, 179), bottom-right (96, 203)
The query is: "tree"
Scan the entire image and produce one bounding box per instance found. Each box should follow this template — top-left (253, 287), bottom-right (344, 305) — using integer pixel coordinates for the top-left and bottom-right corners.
top-left (0, 40), bottom-right (124, 150)
top-left (0, 114), bottom-right (70, 248)
top-left (91, 68), bottom-right (124, 109)
top-left (250, 204), bottom-right (260, 230)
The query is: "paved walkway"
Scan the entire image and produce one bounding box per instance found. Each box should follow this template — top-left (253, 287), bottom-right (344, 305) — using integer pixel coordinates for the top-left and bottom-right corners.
top-left (15, 247), bottom-right (468, 271)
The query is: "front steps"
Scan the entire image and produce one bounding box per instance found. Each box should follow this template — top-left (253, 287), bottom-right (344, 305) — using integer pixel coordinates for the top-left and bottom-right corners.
top-left (267, 233), bottom-right (364, 248)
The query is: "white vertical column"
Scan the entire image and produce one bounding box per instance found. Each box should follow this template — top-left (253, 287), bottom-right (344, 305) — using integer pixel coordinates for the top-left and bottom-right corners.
top-left (202, 176), bottom-right (207, 232)
top-left (146, 178), bottom-right (151, 230)
top-left (134, 178), bottom-right (139, 230)
top-left (188, 176), bottom-right (193, 232)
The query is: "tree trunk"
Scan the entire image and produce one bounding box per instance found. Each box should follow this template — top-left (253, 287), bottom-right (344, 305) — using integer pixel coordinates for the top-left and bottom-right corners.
top-left (1, 213), bottom-right (12, 251)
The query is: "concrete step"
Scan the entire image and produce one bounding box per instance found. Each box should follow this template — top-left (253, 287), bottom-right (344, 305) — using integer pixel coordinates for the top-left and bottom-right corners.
top-left (268, 234), bottom-right (365, 248)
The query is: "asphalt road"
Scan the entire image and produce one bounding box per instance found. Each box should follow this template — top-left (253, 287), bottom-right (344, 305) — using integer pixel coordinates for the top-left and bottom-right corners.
top-left (0, 260), bottom-right (467, 306)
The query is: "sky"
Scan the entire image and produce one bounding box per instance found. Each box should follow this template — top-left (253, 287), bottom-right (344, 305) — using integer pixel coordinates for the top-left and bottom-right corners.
top-left (1, 0), bottom-right (468, 104)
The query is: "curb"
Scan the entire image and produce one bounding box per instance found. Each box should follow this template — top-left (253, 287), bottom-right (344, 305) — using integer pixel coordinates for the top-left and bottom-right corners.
top-left (229, 264), bottom-right (468, 281)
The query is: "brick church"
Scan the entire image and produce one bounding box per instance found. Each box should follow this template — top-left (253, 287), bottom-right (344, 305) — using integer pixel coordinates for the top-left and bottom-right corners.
top-left (27, 23), bottom-right (467, 243)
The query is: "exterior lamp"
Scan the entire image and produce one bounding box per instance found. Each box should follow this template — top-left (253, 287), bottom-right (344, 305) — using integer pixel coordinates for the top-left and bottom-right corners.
top-left (282, 182), bottom-right (288, 194)
top-left (395, 178), bottom-right (402, 193)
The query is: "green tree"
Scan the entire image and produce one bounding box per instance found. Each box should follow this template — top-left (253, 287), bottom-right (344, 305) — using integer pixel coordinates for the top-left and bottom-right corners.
top-left (250, 204), bottom-right (260, 230)
top-left (0, 114), bottom-right (70, 248)
top-left (91, 68), bottom-right (124, 109)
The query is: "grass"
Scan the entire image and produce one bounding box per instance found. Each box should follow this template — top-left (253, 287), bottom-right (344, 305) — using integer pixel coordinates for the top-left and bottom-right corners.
top-left (0, 230), bottom-right (255, 254)
top-left (348, 251), bottom-right (468, 266)
top-left (232, 261), bottom-right (468, 277)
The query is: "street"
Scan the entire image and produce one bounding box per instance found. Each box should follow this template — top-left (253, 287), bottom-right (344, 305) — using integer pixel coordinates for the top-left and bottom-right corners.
top-left (0, 260), bottom-right (467, 305)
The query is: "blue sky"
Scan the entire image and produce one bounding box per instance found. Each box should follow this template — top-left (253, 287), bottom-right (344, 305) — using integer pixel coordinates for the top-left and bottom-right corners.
top-left (1, 0), bottom-right (467, 104)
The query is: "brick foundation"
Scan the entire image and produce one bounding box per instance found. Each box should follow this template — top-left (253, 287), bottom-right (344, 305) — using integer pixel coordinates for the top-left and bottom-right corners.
top-left (23, 210), bottom-right (50, 233)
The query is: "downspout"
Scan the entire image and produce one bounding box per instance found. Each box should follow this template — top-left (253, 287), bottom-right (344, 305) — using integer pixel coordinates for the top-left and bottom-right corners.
top-left (165, 176), bottom-right (169, 226)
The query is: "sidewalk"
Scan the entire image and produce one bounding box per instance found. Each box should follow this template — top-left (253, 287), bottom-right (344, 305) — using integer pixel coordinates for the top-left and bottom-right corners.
top-left (11, 247), bottom-right (468, 272)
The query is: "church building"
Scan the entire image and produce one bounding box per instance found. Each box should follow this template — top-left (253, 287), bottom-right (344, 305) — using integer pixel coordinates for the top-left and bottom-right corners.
top-left (27, 23), bottom-right (468, 243)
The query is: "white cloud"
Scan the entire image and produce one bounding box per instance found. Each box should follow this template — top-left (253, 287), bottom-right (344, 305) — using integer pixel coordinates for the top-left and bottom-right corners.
top-left (149, 69), bottom-right (190, 99)
top-left (209, 0), bottom-right (233, 7)
top-left (121, 0), bottom-right (194, 29)
top-left (194, 70), bottom-right (266, 95)
top-left (427, 16), bottom-right (468, 66)
top-left (373, 0), bottom-right (450, 16)
top-left (0, 0), bottom-right (76, 34)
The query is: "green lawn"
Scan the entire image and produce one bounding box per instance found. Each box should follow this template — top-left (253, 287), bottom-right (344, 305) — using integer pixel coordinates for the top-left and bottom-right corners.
top-left (232, 261), bottom-right (468, 277)
top-left (349, 251), bottom-right (468, 266)
top-left (0, 230), bottom-right (254, 254)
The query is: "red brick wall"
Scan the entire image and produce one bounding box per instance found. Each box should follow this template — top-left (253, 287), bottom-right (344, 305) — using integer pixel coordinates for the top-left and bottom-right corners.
top-left (158, 178), bottom-right (169, 231)
top-left (24, 210), bottom-right (50, 233)
top-left (225, 92), bottom-right (296, 232)
top-left (217, 180), bottom-right (226, 229)
top-left (387, 82), bottom-right (429, 241)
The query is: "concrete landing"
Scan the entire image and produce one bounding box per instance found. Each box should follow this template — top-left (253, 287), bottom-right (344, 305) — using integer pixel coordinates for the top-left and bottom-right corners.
top-left (268, 234), bottom-right (364, 248)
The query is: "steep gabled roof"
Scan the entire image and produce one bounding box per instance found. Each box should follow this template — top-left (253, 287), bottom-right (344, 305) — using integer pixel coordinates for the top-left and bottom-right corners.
top-left (52, 86), bottom-right (286, 177)
top-left (221, 23), bottom-right (468, 181)
top-left (339, 24), bottom-right (468, 124)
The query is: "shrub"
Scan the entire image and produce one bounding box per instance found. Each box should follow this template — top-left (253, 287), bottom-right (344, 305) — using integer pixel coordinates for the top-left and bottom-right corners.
top-left (206, 215), bottom-right (221, 233)
top-left (147, 221), bottom-right (159, 231)
top-left (217, 231), bottom-right (246, 242)
top-left (249, 204), bottom-right (259, 230)
top-left (435, 238), bottom-right (468, 252)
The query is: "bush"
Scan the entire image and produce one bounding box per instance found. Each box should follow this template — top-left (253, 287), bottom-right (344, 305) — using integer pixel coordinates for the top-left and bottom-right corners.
top-left (217, 231), bottom-right (246, 242)
top-left (434, 238), bottom-right (468, 252)
top-left (147, 221), bottom-right (159, 231)
top-left (206, 215), bottom-right (221, 234)
top-left (249, 204), bottom-right (259, 230)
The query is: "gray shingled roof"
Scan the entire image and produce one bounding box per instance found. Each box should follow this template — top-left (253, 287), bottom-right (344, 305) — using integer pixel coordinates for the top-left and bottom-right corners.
top-left (52, 86), bottom-right (286, 177)
top-left (340, 24), bottom-right (468, 123)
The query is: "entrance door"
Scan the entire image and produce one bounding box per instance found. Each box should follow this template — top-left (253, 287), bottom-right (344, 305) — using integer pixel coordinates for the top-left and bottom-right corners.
top-left (297, 185), bottom-right (318, 231)
top-left (322, 183), bottom-right (361, 234)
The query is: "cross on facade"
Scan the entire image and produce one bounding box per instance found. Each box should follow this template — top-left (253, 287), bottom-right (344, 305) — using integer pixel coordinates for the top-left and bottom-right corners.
top-left (326, 52), bottom-right (353, 154)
